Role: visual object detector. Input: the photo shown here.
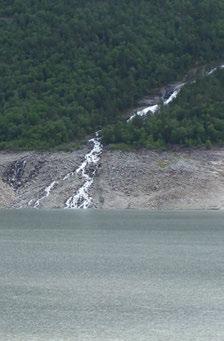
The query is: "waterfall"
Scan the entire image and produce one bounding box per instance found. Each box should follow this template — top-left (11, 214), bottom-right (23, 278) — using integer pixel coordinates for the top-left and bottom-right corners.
top-left (64, 133), bottom-right (103, 209)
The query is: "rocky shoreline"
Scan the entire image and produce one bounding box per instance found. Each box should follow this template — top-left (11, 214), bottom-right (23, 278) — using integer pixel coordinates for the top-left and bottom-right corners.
top-left (0, 147), bottom-right (224, 210)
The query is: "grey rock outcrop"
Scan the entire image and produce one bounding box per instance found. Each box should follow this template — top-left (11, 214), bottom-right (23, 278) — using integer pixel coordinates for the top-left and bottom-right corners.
top-left (0, 148), bottom-right (224, 210)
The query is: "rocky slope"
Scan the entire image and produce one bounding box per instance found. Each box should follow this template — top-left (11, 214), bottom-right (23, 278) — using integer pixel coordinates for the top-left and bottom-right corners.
top-left (92, 148), bottom-right (224, 210)
top-left (0, 148), bottom-right (224, 210)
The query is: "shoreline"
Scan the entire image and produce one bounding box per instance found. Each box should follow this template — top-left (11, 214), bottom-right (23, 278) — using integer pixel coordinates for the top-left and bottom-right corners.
top-left (0, 147), bottom-right (223, 210)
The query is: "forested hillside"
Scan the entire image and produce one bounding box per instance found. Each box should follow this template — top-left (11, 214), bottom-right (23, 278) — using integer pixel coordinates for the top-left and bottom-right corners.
top-left (0, 0), bottom-right (224, 149)
top-left (103, 69), bottom-right (224, 148)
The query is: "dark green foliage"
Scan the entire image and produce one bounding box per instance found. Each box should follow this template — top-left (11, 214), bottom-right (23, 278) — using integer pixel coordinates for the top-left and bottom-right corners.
top-left (103, 70), bottom-right (224, 148)
top-left (0, 0), bottom-right (224, 149)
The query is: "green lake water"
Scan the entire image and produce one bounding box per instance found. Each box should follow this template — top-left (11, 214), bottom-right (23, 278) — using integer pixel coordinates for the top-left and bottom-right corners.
top-left (0, 209), bottom-right (224, 340)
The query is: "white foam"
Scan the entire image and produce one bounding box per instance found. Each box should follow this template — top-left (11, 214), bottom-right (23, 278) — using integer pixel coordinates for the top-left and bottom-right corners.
top-left (65, 134), bottom-right (103, 209)
top-left (163, 83), bottom-right (185, 106)
top-left (127, 104), bottom-right (159, 122)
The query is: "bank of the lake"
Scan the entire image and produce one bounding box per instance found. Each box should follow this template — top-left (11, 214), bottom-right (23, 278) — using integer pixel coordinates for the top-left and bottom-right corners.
top-left (0, 148), bottom-right (224, 209)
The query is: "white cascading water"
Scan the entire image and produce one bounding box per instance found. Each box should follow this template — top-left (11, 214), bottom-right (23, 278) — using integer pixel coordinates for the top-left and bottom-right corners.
top-left (128, 64), bottom-right (224, 123)
top-left (64, 132), bottom-right (103, 209)
top-left (163, 83), bottom-right (185, 105)
top-left (127, 104), bottom-right (159, 122)
top-left (128, 82), bottom-right (186, 122)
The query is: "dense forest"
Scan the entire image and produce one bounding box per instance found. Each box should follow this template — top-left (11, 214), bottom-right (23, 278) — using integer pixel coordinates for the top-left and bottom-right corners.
top-left (0, 0), bottom-right (224, 149)
top-left (103, 69), bottom-right (224, 148)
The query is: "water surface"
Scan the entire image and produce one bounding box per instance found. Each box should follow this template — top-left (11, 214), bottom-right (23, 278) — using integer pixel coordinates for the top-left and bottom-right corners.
top-left (0, 209), bottom-right (224, 340)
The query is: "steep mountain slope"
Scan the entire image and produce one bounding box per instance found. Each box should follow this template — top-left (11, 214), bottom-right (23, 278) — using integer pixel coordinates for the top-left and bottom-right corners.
top-left (0, 66), bottom-right (224, 209)
top-left (0, 0), bottom-right (224, 149)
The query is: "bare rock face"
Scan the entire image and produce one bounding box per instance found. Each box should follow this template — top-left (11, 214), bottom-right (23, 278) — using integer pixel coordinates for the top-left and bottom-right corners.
top-left (0, 178), bottom-right (15, 206)
top-left (3, 156), bottom-right (45, 190)
top-left (0, 150), bottom-right (86, 208)
top-left (0, 148), bottom-right (224, 210)
top-left (91, 148), bottom-right (224, 210)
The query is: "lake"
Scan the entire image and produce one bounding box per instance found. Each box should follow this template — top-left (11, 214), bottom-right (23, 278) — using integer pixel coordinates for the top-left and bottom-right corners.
top-left (0, 209), bottom-right (224, 340)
